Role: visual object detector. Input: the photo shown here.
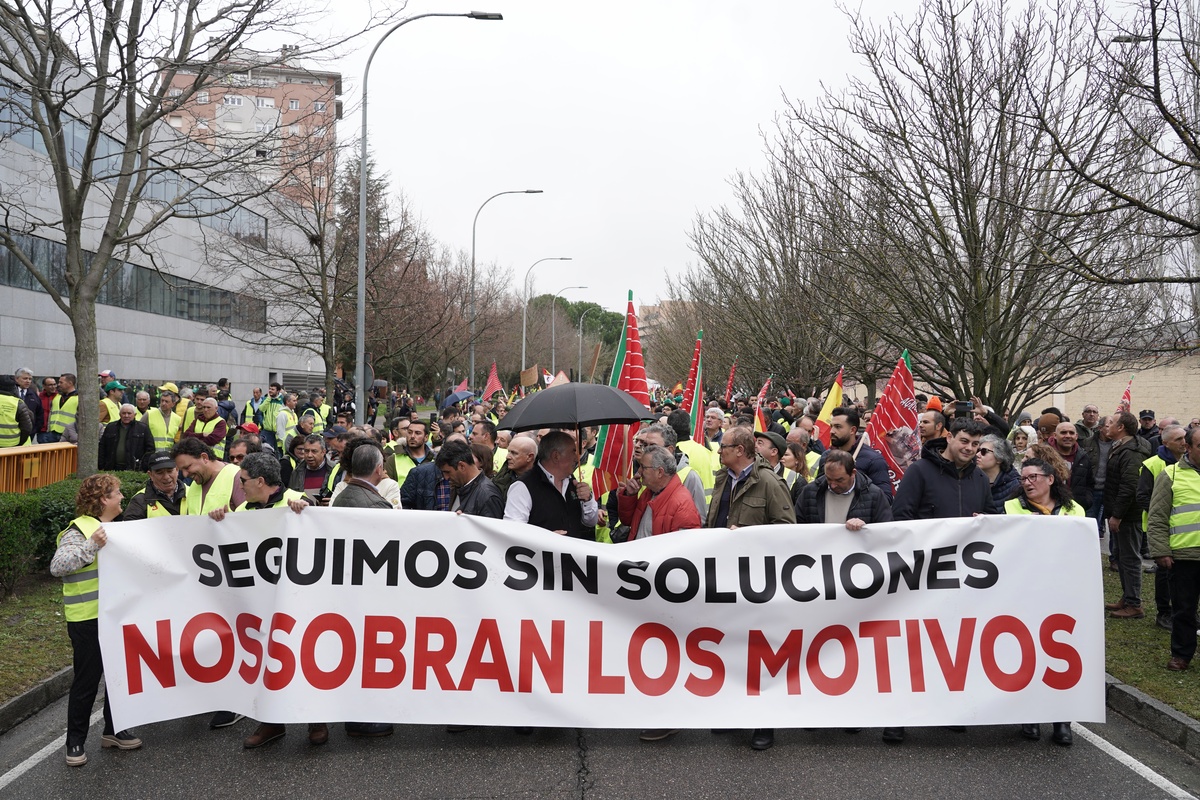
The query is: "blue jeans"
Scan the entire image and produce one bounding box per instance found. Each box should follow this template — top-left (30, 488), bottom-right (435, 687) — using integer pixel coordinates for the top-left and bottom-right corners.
top-left (37, 431), bottom-right (59, 444)
top-left (261, 430), bottom-right (277, 452)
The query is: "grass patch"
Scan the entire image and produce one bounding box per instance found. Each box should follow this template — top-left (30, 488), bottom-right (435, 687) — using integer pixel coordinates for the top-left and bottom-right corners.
top-left (0, 572), bottom-right (73, 703)
top-left (1101, 557), bottom-right (1200, 719)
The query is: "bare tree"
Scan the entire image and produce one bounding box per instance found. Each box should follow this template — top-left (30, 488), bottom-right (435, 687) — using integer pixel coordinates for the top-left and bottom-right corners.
top-left (0, 0), bottom-right (403, 475)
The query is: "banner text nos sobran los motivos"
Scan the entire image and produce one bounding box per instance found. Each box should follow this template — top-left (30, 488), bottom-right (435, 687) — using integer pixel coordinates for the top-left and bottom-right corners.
top-left (97, 509), bottom-right (1104, 731)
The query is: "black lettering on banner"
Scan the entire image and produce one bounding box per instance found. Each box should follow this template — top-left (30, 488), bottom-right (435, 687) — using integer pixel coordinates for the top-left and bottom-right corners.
top-left (219, 541), bottom-right (254, 588)
top-left (780, 554), bottom-right (819, 601)
top-left (562, 553), bottom-right (598, 594)
top-left (887, 550), bottom-right (925, 593)
top-left (453, 542), bottom-right (488, 590)
top-left (353, 539), bottom-right (400, 585)
top-left (654, 557), bottom-right (699, 603)
top-left (193, 544), bottom-right (221, 587)
top-left (704, 557), bottom-right (736, 603)
top-left (616, 560), bottom-right (651, 600)
top-left (840, 552), bottom-right (885, 599)
top-left (927, 546), bottom-right (960, 589)
top-left (404, 540), bottom-right (449, 588)
top-left (504, 546), bottom-right (538, 590)
top-left (285, 537), bottom-right (327, 585)
top-left (738, 555), bottom-right (776, 603)
top-left (962, 541), bottom-right (999, 589)
top-left (331, 538), bottom-right (346, 586)
top-left (256, 538), bottom-right (282, 585)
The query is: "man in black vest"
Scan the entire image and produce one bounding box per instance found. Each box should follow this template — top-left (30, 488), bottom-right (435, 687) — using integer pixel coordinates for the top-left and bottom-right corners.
top-left (503, 430), bottom-right (597, 539)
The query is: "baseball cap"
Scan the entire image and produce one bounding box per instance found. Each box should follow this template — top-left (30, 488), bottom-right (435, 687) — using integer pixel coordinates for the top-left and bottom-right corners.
top-left (158, 382), bottom-right (180, 394)
top-left (103, 380), bottom-right (127, 392)
top-left (143, 451), bottom-right (176, 471)
top-left (1139, 409), bottom-right (1155, 420)
top-left (238, 422), bottom-right (260, 434)
top-left (98, 370), bottom-right (116, 379)
top-left (322, 425), bottom-right (348, 439)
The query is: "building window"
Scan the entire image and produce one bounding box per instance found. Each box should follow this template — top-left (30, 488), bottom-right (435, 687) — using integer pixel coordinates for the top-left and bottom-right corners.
top-left (314, 101), bottom-right (326, 112)
top-left (168, 115), bottom-right (182, 127)
top-left (289, 124), bottom-right (300, 135)
top-left (169, 87), bottom-right (182, 98)
top-left (315, 153), bottom-right (324, 162)
top-left (197, 91), bottom-right (209, 104)
top-left (255, 121), bottom-right (269, 133)
top-left (197, 118), bottom-right (209, 129)
top-left (256, 96), bottom-right (275, 108)
top-left (255, 148), bottom-right (270, 159)
top-left (314, 176), bottom-right (326, 188)
top-left (314, 126), bottom-right (327, 137)
top-left (289, 99), bottom-right (299, 111)
top-left (223, 95), bottom-right (242, 106)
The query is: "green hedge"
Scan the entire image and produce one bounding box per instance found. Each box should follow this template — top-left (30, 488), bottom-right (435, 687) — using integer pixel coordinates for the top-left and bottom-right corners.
top-left (0, 471), bottom-right (148, 598)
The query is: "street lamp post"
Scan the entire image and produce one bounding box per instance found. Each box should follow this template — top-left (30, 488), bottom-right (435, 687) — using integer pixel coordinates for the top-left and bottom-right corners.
top-left (578, 306), bottom-right (598, 383)
top-left (550, 285), bottom-right (586, 376)
top-left (357, 10), bottom-right (502, 426)
top-left (469, 189), bottom-right (543, 393)
top-left (521, 256), bottom-right (572, 371)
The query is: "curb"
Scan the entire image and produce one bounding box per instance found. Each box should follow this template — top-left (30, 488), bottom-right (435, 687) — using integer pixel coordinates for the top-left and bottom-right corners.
top-left (0, 667), bottom-right (72, 737)
top-left (1106, 673), bottom-right (1200, 758)
top-left (0, 668), bottom-right (1195, 751)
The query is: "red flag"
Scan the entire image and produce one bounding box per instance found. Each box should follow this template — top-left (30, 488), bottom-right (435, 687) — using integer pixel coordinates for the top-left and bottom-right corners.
top-left (1115, 374), bottom-right (1133, 415)
top-left (592, 292), bottom-right (650, 498)
top-left (482, 362), bottom-right (503, 400)
top-left (812, 368), bottom-right (844, 448)
top-left (864, 351), bottom-right (917, 495)
top-left (681, 331), bottom-right (705, 445)
top-left (753, 376), bottom-right (772, 433)
top-left (723, 357), bottom-right (738, 406)
top-left (454, 377), bottom-right (468, 393)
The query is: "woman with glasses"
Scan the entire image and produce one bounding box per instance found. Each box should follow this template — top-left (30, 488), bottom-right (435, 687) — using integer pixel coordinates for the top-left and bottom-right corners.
top-left (1005, 456), bottom-right (1085, 746)
top-left (977, 434), bottom-right (1019, 506)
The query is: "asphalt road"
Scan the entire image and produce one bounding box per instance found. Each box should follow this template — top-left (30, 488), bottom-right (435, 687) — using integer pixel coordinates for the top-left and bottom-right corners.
top-left (1, 692), bottom-right (1198, 800)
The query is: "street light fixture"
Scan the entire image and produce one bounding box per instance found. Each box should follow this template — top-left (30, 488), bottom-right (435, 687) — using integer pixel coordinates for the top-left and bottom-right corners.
top-left (550, 285), bottom-right (586, 375)
top-left (522, 256), bottom-right (572, 371)
top-left (469, 189), bottom-right (543, 392)
top-left (356, 10), bottom-right (502, 426)
top-left (578, 306), bottom-right (598, 383)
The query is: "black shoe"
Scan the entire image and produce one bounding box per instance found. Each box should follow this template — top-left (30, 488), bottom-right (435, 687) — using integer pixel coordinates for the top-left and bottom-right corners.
top-left (943, 725), bottom-right (966, 733)
top-left (445, 725), bottom-right (476, 733)
top-left (1020, 723), bottom-right (1040, 740)
top-left (750, 728), bottom-right (774, 750)
top-left (1051, 722), bottom-right (1073, 746)
top-left (710, 728), bottom-right (735, 734)
top-left (65, 744), bottom-right (87, 767)
top-left (100, 730), bottom-right (142, 750)
top-left (209, 711), bottom-right (244, 729)
top-left (1157, 614), bottom-right (1173, 632)
top-left (843, 728), bottom-right (862, 734)
top-left (882, 727), bottom-right (905, 744)
top-left (513, 727), bottom-right (533, 735)
top-left (345, 722), bottom-right (394, 737)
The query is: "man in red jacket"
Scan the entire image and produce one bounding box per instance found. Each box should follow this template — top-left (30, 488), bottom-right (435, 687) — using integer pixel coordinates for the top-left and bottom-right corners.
top-left (617, 444), bottom-right (703, 540)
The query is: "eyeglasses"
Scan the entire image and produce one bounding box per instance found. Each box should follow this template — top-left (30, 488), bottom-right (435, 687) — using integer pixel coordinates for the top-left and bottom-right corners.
top-left (977, 448), bottom-right (993, 455)
top-left (719, 443), bottom-right (738, 449)
top-left (1019, 473), bottom-right (1050, 483)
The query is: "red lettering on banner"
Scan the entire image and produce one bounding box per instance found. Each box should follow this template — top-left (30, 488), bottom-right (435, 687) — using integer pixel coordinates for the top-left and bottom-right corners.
top-left (1039, 614), bottom-right (1082, 690)
top-left (905, 619), bottom-right (925, 692)
top-left (263, 613), bottom-right (296, 691)
top-left (746, 629), bottom-right (803, 695)
top-left (460, 619), bottom-right (515, 692)
top-left (518, 619), bottom-right (564, 694)
top-left (123, 620), bottom-right (175, 695)
top-left (628, 623), bottom-right (680, 697)
top-left (925, 618), bottom-right (976, 691)
top-left (180, 612), bottom-right (234, 684)
top-left (806, 625), bottom-right (857, 696)
top-left (300, 613), bottom-right (356, 690)
top-left (414, 616), bottom-right (458, 690)
top-left (684, 627), bottom-right (725, 697)
top-left (362, 615), bottom-right (407, 689)
top-left (236, 613), bottom-right (264, 684)
top-left (587, 620), bottom-right (625, 694)
top-left (859, 620), bottom-right (901, 692)
top-left (980, 615), bottom-right (1035, 692)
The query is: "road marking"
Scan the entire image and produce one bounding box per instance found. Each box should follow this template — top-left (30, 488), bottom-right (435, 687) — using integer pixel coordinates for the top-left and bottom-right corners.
top-left (0, 708), bottom-right (103, 791)
top-left (1075, 723), bottom-right (1198, 799)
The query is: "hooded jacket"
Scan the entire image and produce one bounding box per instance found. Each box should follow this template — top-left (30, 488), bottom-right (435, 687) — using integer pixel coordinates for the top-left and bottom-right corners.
top-left (817, 436), bottom-right (894, 501)
top-left (892, 438), bottom-right (999, 520)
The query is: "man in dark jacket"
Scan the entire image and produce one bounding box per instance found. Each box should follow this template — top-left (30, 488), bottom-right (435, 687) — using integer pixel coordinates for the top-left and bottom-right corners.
top-left (1052, 421), bottom-right (1094, 510)
top-left (436, 439), bottom-right (504, 518)
top-left (818, 406), bottom-right (893, 501)
top-left (795, 450), bottom-right (893, 528)
top-left (13, 368), bottom-right (42, 437)
top-left (504, 430), bottom-right (597, 539)
top-left (1106, 412), bottom-right (1154, 618)
top-left (98, 403), bottom-right (150, 470)
top-left (884, 416), bottom-right (994, 746)
top-left (892, 418), bottom-right (998, 522)
top-left (120, 451), bottom-right (186, 520)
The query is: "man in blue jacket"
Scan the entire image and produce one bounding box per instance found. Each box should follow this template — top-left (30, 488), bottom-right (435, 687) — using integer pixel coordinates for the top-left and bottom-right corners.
top-left (817, 406), bottom-right (893, 501)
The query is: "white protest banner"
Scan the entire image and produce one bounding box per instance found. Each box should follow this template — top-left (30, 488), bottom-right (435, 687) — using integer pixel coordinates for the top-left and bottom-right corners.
top-left (98, 510), bottom-right (1104, 732)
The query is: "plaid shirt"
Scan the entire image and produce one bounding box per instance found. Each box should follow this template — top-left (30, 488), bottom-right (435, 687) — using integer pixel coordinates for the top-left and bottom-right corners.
top-left (435, 477), bottom-right (453, 512)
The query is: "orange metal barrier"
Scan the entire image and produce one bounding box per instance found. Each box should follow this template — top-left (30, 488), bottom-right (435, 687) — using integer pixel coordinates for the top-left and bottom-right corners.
top-left (0, 443), bottom-right (78, 494)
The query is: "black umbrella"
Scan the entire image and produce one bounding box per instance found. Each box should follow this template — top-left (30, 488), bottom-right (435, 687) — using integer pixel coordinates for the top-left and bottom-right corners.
top-left (497, 383), bottom-right (651, 432)
top-left (441, 389), bottom-right (475, 409)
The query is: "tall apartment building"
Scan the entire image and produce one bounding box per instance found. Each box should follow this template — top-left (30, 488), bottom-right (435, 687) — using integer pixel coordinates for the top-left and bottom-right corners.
top-left (164, 45), bottom-right (342, 207)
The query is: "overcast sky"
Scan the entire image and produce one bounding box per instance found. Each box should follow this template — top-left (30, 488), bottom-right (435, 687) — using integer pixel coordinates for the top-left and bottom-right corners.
top-left (334, 1), bottom-right (917, 314)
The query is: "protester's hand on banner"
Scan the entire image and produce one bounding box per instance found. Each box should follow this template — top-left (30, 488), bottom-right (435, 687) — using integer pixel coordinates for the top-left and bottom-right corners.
top-left (845, 518), bottom-right (866, 531)
top-left (209, 507), bottom-right (228, 522)
top-left (90, 527), bottom-right (107, 548)
top-left (287, 499), bottom-right (307, 514)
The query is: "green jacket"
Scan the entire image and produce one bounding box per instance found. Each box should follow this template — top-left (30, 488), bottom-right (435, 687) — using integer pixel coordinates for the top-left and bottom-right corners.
top-left (706, 460), bottom-right (796, 528)
top-left (1148, 455), bottom-right (1200, 562)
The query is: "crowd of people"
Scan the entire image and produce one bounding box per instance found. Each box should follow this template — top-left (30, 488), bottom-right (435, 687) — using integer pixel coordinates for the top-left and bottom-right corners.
top-left (16, 370), bottom-right (1197, 763)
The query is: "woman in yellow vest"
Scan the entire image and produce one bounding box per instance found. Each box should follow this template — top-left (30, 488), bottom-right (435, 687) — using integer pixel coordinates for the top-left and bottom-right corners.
top-left (1004, 457), bottom-right (1083, 748)
top-left (49, 474), bottom-right (143, 767)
